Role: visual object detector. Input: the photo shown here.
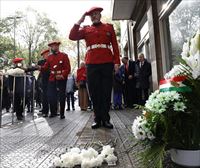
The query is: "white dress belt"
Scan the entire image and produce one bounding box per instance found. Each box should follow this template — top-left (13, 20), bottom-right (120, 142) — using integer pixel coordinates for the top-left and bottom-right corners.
top-left (86, 44), bottom-right (111, 51)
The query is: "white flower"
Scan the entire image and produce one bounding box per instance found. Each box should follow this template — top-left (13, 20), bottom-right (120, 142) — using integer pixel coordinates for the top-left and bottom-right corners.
top-left (101, 145), bottom-right (114, 156)
top-left (189, 29), bottom-right (200, 56)
top-left (164, 65), bottom-right (183, 79)
top-left (147, 131), bottom-right (155, 140)
top-left (53, 157), bottom-right (62, 167)
top-left (132, 116), bottom-right (152, 140)
top-left (174, 102), bottom-right (186, 112)
top-left (90, 155), bottom-right (104, 167)
top-left (81, 148), bottom-right (98, 159)
top-left (181, 40), bottom-right (190, 58)
top-left (53, 145), bottom-right (118, 168)
top-left (81, 158), bottom-right (92, 168)
top-left (69, 147), bottom-right (81, 154)
top-left (104, 154), bottom-right (118, 165)
top-left (60, 153), bottom-right (75, 167)
top-left (70, 153), bottom-right (82, 165)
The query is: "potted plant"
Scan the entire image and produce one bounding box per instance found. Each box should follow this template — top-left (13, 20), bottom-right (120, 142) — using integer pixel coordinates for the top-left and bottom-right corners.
top-left (132, 29), bottom-right (200, 167)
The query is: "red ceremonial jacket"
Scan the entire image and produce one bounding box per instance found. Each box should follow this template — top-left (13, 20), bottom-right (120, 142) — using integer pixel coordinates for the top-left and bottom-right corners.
top-left (69, 22), bottom-right (120, 65)
top-left (41, 51), bottom-right (71, 81)
top-left (76, 66), bottom-right (87, 82)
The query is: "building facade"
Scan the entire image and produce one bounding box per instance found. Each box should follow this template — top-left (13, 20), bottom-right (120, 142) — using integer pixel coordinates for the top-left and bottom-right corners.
top-left (112, 0), bottom-right (200, 90)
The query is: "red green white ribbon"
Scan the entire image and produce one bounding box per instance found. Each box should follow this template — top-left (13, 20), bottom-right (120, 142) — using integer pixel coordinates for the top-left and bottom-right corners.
top-left (159, 76), bottom-right (192, 92)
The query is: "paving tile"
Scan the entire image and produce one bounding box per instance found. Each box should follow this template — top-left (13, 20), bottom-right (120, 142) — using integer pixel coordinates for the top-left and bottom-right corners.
top-left (0, 107), bottom-right (178, 168)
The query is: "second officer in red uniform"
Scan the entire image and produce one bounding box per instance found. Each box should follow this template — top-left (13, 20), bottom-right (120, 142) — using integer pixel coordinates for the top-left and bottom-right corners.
top-left (69, 7), bottom-right (120, 129)
top-left (39, 41), bottom-right (71, 119)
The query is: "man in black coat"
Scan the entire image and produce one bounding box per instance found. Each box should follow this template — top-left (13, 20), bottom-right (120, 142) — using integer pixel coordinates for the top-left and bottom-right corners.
top-left (8, 58), bottom-right (26, 120)
top-left (135, 53), bottom-right (152, 105)
top-left (120, 56), bottom-right (136, 108)
top-left (37, 49), bottom-right (50, 117)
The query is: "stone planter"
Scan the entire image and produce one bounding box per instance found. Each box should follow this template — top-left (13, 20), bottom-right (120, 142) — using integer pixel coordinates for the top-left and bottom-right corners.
top-left (170, 148), bottom-right (200, 167)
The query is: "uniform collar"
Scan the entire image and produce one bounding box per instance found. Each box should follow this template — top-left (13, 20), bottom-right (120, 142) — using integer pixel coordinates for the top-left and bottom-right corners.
top-left (92, 21), bottom-right (102, 27)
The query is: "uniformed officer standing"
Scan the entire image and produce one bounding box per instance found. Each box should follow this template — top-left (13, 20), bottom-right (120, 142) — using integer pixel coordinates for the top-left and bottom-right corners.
top-left (38, 41), bottom-right (71, 119)
top-left (69, 7), bottom-right (120, 129)
top-left (37, 49), bottom-right (50, 117)
top-left (8, 58), bottom-right (26, 120)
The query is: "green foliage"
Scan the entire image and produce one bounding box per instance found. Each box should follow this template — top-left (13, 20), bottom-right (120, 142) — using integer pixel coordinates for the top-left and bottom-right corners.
top-left (0, 8), bottom-right (59, 64)
top-left (139, 142), bottom-right (166, 168)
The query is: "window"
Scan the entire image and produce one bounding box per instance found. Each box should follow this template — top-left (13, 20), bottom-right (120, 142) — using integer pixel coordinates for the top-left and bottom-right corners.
top-left (158, 0), bottom-right (170, 13)
top-left (140, 21), bottom-right (148, 40)
top-left (167, 0), bottom-right (200, 66)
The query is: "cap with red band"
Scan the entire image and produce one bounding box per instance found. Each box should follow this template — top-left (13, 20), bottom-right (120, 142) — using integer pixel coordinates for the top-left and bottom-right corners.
top-left (13, 58), bottom-right (24, 64)
top-left (85, 7), bottom-right (103, 16)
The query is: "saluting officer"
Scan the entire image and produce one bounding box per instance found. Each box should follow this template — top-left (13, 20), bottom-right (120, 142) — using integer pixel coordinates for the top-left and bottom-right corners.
top-left (69, 7), bottom-right (120, 129)
top-left (38, 41), bottom-right (71, 119)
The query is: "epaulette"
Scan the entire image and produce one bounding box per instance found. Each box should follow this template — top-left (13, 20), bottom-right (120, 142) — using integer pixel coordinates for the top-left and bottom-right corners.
top-left (106, 23), bottom-right (113, 27)
top-left (61, 52), bottom-right (68, 56)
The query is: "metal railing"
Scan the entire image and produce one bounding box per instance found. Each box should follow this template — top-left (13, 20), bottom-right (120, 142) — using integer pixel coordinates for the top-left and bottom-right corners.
top-left (0, 74), bottom-right (36, 127)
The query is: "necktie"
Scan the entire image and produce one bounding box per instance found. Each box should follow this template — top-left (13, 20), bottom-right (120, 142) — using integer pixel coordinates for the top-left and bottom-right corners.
top-left (125, 64), bottom-right (128, 71)
top-left (140, 62), bottom-right (143, 68)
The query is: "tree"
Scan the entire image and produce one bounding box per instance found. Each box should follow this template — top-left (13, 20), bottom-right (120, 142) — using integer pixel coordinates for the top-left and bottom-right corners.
top-left (0, 18), bottom-right (15, 57)
top-left (61, 38), bottom-right (86, 74)
top-left (17, 8), bottom-right (58, 65)
top-left (0, 9), bottom-right (59, 65)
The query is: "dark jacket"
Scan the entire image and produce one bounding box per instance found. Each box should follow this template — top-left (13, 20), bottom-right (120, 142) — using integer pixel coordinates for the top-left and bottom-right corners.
top-left (113, 71), bottom-right (123, 92)
top-left (135, 60), bottom-right (152, 89)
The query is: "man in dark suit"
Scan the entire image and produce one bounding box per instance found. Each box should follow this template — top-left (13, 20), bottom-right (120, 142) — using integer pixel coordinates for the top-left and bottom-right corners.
top-left (120, 56), bottom-right (136, 108)
top-left (135, 53), bottom-right (152, 105)
top-left (37, 49), bottom-right (50, 117)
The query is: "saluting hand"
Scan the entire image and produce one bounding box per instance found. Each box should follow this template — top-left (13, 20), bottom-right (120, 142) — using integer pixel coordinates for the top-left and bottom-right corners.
top-left (77, 12), bottom-right (87, 25)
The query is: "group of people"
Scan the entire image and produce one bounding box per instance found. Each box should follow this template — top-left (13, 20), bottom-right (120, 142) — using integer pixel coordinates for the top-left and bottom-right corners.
top-left (112, 53), bottom-right (152, 110)
top-left (1, 6), bottom-right (152, 129)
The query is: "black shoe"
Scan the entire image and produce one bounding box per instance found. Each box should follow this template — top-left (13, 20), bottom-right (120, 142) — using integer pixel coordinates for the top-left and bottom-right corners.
top-left (60, 115), bottom-right (65, 119)
top-left (72, 107), bottom-right (75, 111)
top-left (17, 116), bottom-right (23, 120)
top-left (102, 121), bottom-right (113, 129)
top-left (42, 114), bottom-right (48, 117)
top-left (66, 108), bottom-right (70, 111)
top-left (91, 122), bottom-right (101, 129)
top-left (49, 114), bottom-right (56, 118)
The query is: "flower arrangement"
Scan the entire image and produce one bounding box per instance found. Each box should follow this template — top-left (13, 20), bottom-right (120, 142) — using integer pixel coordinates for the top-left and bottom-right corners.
top-left (53, 142), bottom-right (117, 168)
top-left (132, 29), bottom-right (200, 167)
top-left (6, 67), bottom-right (25, 76)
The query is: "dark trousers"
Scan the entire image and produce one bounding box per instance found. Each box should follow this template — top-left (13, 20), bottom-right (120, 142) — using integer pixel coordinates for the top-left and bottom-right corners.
top-left (136, 88), bottom-right (149, 105)
top-left (66, 92), bottom-right (75, 110)
top-left (42, 84), bottom-right (49, 114)
top-left (87, 63), bottom-right (113, 123)
top-left (113, 91), bottom-right (122, 107)
top-left (48, 80), bottom-right (67, 116)
top-left (14, 93), bottom-right (23, 118)
top-left (124, 80), bottom-right (136, 108)
top-left (25, 92), bottom-right (33, 112)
